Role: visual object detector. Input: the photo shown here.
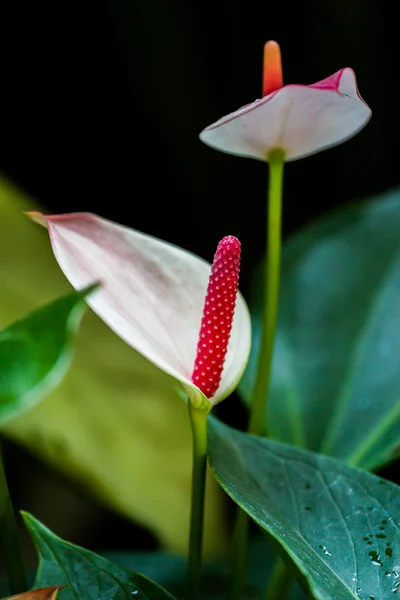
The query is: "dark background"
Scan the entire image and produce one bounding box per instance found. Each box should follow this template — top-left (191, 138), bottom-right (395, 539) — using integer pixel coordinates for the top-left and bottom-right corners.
top-left (0, 0), bottom-right (396, 562)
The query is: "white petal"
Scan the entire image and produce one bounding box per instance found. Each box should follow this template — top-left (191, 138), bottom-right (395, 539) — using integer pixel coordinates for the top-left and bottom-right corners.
top-left (200, 68), bottom-right (371, 162)
top-left (40, 213), bottom-right (251, 407)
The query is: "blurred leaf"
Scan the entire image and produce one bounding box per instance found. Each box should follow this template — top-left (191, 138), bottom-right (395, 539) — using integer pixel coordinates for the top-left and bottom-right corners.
top-left (208, 416), bottom-right (400, 600)
top-left (0, 287), bottom-right (94, 424)
top-left (240, 188), bottom-right (400, 470)
top-left (104, 550), bottom-right (225, 600)
top-left (1, 586), bottom-right (65, 599)
top-left (0, 175), bottom-right (227, 554)
top-left (105, 537), bottom-right (309, 600)
top-left (23, 513), bottom-right (177, 600)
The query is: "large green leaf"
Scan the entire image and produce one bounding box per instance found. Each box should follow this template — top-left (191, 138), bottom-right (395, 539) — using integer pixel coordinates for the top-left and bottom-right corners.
top-left (208, 416), bottom-right (400, 600)
top-left (0, 288), bottom-right (93, 423)
top-left (240, 188), bottom-right (400, 470)
top-left (0, 175), bottom-right (227, 553)
top-left (23, 513), bottom-right (177, 600)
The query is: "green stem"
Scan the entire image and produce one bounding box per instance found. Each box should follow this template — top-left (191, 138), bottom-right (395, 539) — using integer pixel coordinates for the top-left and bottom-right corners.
top-left (248, 148), bottom-right (285, 435)
top-left (265, 558), bottom-right (293, 600)
top-left (187, 402), bottom-right (208, 600)
top-left (0, 448), bottom-right (27, 594)
top-left (230, 509), bottom-right (249, 600)
top-left (230, 149), bottom-right (285, 600)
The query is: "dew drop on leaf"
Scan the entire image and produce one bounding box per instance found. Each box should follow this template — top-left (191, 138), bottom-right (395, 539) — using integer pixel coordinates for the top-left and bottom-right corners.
top-left (391, 581), bottom-right (400, 593)
top-left (318, 545), bottom-right (331, 556)
top-left (368, 551), bottom-right (382, 566)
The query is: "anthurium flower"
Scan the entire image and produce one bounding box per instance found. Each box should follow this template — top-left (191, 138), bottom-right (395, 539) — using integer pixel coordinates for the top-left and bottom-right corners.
top-left (200, 40), bottom-right (371, 161)
top-left (29, 212), bottom-right (251, 411)
top-left (2, 586), bottom-right (66, 599)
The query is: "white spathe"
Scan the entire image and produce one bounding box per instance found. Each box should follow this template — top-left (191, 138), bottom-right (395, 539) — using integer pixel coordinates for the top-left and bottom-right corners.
top-left (33, 212), bottom-right (251, 409)
top-left (200, 69), bottom-right (371, 161)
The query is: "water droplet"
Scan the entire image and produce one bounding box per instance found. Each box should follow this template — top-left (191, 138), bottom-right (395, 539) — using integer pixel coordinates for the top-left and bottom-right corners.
top-left (368, 551), bottom-right (382, 566)
top-left (385, 571), bottom-right (392, 578)
top-left (376, 533), bottom-right (387, 539)
top-left (305, 506), bottom-right (312, 511)
top-left (391, 581), bottom-right (400, 593)
top-left (363, 536), bottom-right (370, 541)
top-left (369, 595), bottom-right (375, 599)
top-left (385, 547), bottom-right (393, 557)
top-left (382, 520), bottom-right (388, 525)
top-left (318, 545), bottom-right (331, 556)
top-left (305, 482), bottom-right (311, 489)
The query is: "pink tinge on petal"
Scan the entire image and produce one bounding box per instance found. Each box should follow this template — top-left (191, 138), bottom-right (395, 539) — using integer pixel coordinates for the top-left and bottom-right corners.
top-left (310, 70), bottom-right (343, 91)
top-left (191, 236), bottom-right (241, 398)
top-left (310, 68), bottom-right (366, 103)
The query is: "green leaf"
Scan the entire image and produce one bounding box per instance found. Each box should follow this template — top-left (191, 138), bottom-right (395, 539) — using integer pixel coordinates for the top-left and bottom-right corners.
top-left (0, 287), bottom-right (95, 423)
top-left (240, 188), bottom-right (400, 470)
top-left (208, 416), bottom-right (400, 600)
top-left (22, 513), bottom-right (177, 600)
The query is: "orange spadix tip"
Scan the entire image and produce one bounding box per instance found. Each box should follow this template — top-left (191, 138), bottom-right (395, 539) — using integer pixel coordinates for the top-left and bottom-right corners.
top-left (263, 40), bottom-right (283, 97)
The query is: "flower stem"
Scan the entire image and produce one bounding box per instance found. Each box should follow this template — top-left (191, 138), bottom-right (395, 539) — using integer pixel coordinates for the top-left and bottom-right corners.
top-left (187, 402), bottom-right (208, 600)
top-left (230, 148), bottom-right (285, 599)
top-left (0, 448), bottom-right (27, 594)
top-left (265, 557), bottom-right (293, 600)
top-left (248, 148), bottom-right (285, 436)
top-left (230, 508), bottom-right (249, 600)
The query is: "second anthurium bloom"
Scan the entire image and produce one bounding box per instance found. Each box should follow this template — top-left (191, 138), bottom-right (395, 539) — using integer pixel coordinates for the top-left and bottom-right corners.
top-left (200, 41), bottom-right (371, 161)
top-left (29, 212), bottom-right (251, 412)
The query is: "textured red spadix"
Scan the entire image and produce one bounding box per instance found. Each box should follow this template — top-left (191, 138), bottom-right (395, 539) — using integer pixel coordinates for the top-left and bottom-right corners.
top-left (191, 236), bottom-right (241, 398)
